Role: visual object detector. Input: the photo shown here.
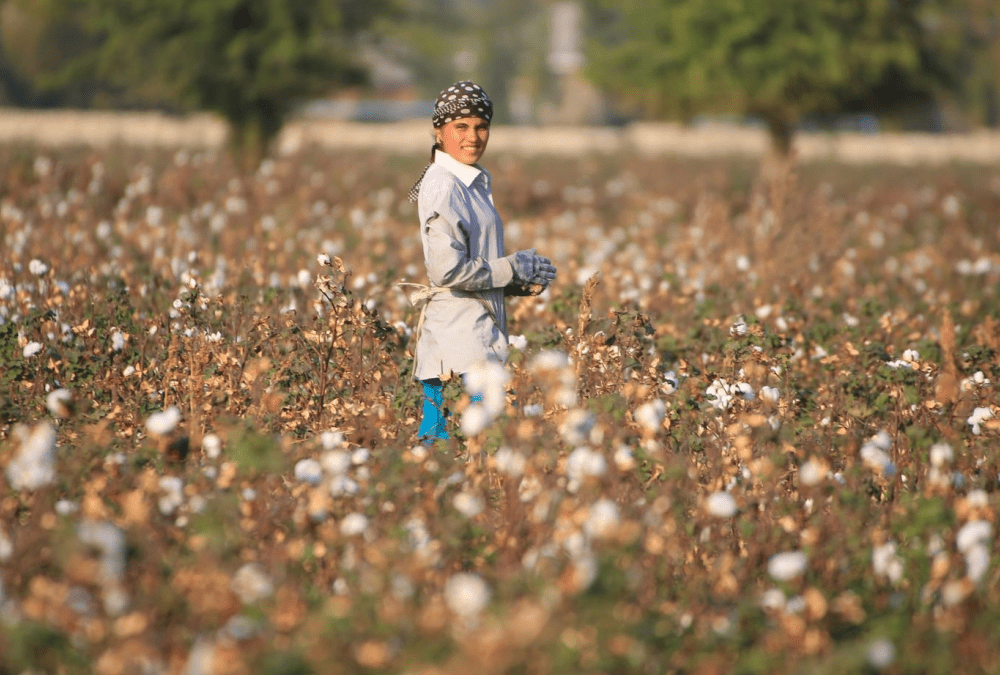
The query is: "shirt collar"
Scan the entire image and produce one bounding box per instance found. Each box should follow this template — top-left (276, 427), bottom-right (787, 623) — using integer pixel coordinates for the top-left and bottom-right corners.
top-left (434, 150), bottom-right (485, 188)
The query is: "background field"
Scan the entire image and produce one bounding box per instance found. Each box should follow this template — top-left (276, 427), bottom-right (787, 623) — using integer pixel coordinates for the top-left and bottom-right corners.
top-left (1, 127), bottom-right (999, 674)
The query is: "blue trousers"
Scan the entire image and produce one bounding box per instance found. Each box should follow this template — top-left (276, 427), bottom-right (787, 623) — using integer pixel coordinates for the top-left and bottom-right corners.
top-left (417, 379), bottom-right (483, 443)
top-left (418, 379), bottom-right (450, 442)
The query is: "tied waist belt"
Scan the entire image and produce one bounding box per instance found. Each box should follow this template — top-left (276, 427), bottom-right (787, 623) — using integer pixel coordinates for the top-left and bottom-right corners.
top-left (397, 283), bottom-right (499, 376)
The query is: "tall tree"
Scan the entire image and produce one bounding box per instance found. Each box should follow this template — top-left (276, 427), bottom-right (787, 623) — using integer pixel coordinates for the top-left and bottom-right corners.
top-left (584, 0), bottom-right (970, 153)
top-left (16, 0), bottom-right (395, 163)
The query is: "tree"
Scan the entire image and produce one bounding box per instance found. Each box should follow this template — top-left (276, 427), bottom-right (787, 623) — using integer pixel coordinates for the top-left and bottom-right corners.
top-left (583, 0), bottom-right (972, 153)
top-left (16, 0), bottom-right (395, 163)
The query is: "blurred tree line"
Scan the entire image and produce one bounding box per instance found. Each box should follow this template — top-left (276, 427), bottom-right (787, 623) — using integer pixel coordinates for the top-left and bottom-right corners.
top-left (584, 0), bottom-right (1000, 152)
top-left (0, 0), bottom-right (997, 157)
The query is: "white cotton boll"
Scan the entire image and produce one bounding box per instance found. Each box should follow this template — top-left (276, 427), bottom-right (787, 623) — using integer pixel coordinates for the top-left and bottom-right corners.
top-left (320, 429), bottom-right (345, 450)
top-left (146, 406), bottom-right (181, 436)
top-left (231, 563), bottom-right (274, 604)
top-left (45, 388), bottom-right (73, 418)
top-left (460, 405), bottom-right (490, 437)
top-left (453, 492), bottom-right (484, 518)
top-left (661, 370), bottom-right (679, 395)
top-left (77, 520), bottom-right (126, 583)
top-left (872, 542), bottom-right (904, 584)
top-left (729, 318), bottom-right (748, 336)
top-left (509, 334), bottom-right (528, 350)
top-left (562, 530), bottom-right (588, 559)
top-left (321, 449), bottom-right (351, 476)
top-left (759, 386), bottom-right (780, 404)
top-left (110, 330), bottom-right (125, 352)
top-left (967, 406), bottom-right (994, 435)
top-left (339, 513), bottom-right (369, 537)
top-left (634, 399), bottom-right (666, 433)
top-left (705, 378), bottom-right (753, 410)
top-left (6, 421), bottom-right (57, 491)
top-left (784, 595), bottom-right (807, 615)
top-left (22, 341), bottom-right (43, 358)
top-left (463, 361), bottom-right (510, 417)
top-left (317, 253), bottom-right (331, 266)
top-left (202, 433), bottom-right (222, 459)
top-left (351, 448), bottom-right (370, 465)
top-left (760, 588), bottom-right (786, 611)
top-left (28, 259), bottom-right (48, 276)
top-left (567, 552), bottom-right (598, 592)
top-left (494, 447), bottom-right (526, 477)
top-left (967, 489), bottom-right (989, 509)
top-left (767, 551), bottom-right (808, 582)
top-left (294, 459), bottom-right (323, 485)
top-left (518, 475), bottom-right (543, 503)
top-left (585, 499), bottom-right (620, 539)
top-left (158, 476), bottom-right (184, 515)
top-left (965, 543), bottom-right (990, 583)
top-left (798, 458), bottom-right (826, 487)
top-left (613, 445), bottom-right (636, 471)
top-left (522, 403), bottom-right (543, 417)
top-left (956, 520), bottom-right (992, 553)
top-left (329, 475), bottom-right (359, 497)
top-left (566, 447), bottom-right (607, 491)
top-left (867, 639), bottom-right (896, 669)
top-left (871, 430), bottom-right (893, 451)
top-left (553, 386), bottom-right (578, 408)
top-left (860, 442), bottom-right (894, 476)
top-left (559, 408), bottom-right (595, 446)
top-left (929, 443), bottom-right (953, 468)
top-left (444, 573), bottom-right (490, 618)
top-left (705, 491), bottom-right (738, 518)
top-left (529, 349), bottom-right (570, 373)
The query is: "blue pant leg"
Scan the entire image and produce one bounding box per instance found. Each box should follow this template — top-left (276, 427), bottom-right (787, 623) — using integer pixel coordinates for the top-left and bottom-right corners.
top-left (418, 379), bottom-right (450, 441)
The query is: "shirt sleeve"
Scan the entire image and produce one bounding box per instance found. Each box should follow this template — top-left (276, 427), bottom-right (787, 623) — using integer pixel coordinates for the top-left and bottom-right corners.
top-left (419, 176), bottom-right (514, 291)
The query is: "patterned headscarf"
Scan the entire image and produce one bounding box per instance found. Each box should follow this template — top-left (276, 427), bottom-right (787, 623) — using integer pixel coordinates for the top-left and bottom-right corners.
top-left (432, 81), bottom-right (493, 128)
top-left (408, 81), bottom-right (494, 202)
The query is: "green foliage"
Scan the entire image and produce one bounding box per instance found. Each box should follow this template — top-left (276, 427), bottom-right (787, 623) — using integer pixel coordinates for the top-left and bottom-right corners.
top-left (13, 0), bottom-right (394, 162)
top-left (583, 0), bottom-right (973, 152)
top-left (0, 621), bottom-right (91, 674)
top-left (256, 651), bottom-right (314, 675)
top-left (230, 426), bottom-right (286, 474)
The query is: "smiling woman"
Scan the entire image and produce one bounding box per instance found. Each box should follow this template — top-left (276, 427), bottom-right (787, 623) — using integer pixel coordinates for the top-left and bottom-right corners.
top-left (405, 81), bottom-right (558, 443)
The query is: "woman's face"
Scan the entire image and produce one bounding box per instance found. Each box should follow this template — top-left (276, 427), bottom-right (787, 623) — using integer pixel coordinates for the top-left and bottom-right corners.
top-left (436, 116), bottom-right (490, 165)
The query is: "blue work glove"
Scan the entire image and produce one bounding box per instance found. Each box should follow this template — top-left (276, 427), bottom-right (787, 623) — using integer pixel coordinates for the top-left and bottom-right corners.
top-left (531, 255), bottom-right (557, 286)
top-left (508, 248), bottom-right (539, 283)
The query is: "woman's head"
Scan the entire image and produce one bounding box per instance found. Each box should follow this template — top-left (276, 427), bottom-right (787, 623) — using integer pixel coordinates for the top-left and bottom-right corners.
top-left (432, 81), bottom-right (493, 165)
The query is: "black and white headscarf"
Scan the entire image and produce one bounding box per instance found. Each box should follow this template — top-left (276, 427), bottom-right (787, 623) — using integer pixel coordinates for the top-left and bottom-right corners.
top-left (408, 81), bottom-right (494, 202)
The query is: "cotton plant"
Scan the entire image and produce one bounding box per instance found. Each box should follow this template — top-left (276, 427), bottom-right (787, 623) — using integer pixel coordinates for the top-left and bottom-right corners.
top-left (860, 430), bottom-right (895, 477)
top-left (872, 541), bottom-right (905, 585)
top-left (705, 378), bottom-right (754, 411)
top-left (528, 349), bottom-right (578, 408)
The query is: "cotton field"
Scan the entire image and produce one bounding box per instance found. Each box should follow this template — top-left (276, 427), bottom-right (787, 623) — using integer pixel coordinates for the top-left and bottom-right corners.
top-left (1, 141), bottom-right (999, 674)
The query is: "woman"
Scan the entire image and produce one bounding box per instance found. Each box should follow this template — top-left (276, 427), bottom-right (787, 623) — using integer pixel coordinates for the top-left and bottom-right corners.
top-left (407, 81), bottom-right (557, 443)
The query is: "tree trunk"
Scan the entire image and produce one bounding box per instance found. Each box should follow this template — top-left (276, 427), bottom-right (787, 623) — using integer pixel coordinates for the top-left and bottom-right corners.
top-left (765, 115), bottom-right (794, 157)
